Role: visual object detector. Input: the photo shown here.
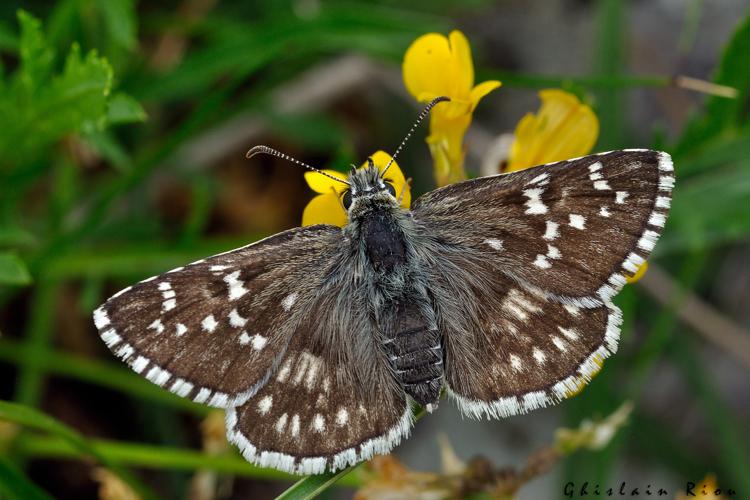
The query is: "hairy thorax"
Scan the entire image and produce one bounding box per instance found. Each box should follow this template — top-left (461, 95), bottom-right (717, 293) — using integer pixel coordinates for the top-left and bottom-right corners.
top-left (349, 200), bottom-right (444, 408)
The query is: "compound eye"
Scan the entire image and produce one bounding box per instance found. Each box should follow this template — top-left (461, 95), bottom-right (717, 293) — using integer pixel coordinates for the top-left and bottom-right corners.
top-left (385, 182), bottom-right (396, 197)
top-left (342, 190), bottom-right (353, 209)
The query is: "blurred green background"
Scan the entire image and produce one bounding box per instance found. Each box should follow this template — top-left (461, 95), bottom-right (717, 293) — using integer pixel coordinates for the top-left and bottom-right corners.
top-left (1, 1), bottom-right (749, 499)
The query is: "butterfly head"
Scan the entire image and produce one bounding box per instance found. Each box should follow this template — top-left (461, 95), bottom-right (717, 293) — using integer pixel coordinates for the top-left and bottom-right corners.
top-left (342, 158), bottom-right (398, 212)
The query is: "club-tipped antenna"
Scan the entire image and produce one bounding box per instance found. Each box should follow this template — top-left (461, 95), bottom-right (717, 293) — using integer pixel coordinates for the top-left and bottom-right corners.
top-left (246, 145), bottom-right (351, 187)
top-left (381, 95), bottom-right (450, 176)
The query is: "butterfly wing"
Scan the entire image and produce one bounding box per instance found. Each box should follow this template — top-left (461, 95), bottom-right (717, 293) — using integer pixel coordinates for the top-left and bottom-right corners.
top-left (442, 271), bottom-right (620, 419)
top-left (93, 225), bottom-right (346, 408)
top-left (95, 224), bottom-right (412, 472)
top-left (411, 150), bottom-right (673, 417)
top-left (413, 150), bottom-right (673, 304)
top-left (226, 325), bottom-right (412, 474)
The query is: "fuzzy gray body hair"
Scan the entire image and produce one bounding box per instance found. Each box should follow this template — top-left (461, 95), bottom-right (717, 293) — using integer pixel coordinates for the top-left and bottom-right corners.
top-left (307, 165), bottom-right (487, 408)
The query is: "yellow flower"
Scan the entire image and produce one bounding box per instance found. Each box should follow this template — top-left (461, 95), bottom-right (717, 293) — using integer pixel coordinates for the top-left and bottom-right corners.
top-left (302, 151), bottom-right (410, 227)
top-left (507, 89), bottom-right (599, 171)
top-left (403, 30), bottom-right (500, 186)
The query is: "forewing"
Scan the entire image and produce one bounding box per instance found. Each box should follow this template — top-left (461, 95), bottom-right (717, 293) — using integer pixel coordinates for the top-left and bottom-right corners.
top-left (439, 269), bottom-right (621, 418)
top-left (412, 150), bottom-right (673, 303)
top-left (226, 302), bottom-right (412, 474)
top-left (93, 225), bottom-right (342, 408)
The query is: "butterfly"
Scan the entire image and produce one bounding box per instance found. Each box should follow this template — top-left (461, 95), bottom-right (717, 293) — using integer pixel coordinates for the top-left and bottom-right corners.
top-left (93, 96), bottom-right (674, 475)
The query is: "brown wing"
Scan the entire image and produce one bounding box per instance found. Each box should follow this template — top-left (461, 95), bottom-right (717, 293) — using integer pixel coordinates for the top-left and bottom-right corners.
top-left (441, 270), bottom-right (621, 418)
top-left (412, 150), bottom-right (673, 305)
top-left (409, 150), bottom-right (673, 417)
top-left (93, 225), bottom-right (344, 408)
top-left (226, 328), bottom-right (412, 474)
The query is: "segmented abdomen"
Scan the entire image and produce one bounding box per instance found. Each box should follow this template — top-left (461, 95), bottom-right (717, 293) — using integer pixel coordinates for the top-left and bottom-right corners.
top-left (384, 326), bottom-right (443, 408)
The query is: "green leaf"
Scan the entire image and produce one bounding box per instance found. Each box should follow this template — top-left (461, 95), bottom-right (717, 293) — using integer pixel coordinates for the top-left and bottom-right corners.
top-left (0, 10), bottom-right (143, 171)
top-left (676, 12), bottom-right (750, 155)
top-left (95, 0), bottom-right (137, 51)
top-left (0, 337), bottom-right (209, 416)
top-left (0, 252), bottom-right (31, 285)
top-left (17, 11), bottom-right (54, 90)
top-left (658, 162), bottom-right (750, 253)
top-left (276, 467), bottom-right (360, 500)
top-left (0, 400), bottom-right (157, 500)
top-left (0, 19), bottom-right (17, 52)
top-left (0, 224), bottom-right (36, 247)
top-left (106, 92), bottom-right (147, 124)
top-left (0, 456), bottom-right (53, 500)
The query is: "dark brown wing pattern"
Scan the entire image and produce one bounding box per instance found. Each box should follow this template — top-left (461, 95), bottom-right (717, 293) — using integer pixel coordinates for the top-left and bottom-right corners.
top-left (412, 150), bottom-right (673, 417)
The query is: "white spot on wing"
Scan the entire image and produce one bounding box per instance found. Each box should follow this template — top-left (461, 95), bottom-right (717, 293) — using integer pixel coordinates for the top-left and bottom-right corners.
top-left (162, 299), bottom-right (176, 311)
top-left (543, 221), bottom-right (559, 241)
top-left (93, 307), bottom-right (110, 329)
top-left (281, 293), bottom-right (298, 311)
top-left (569, 214), bottom-right (586, 230)
top-left (523, 188), bottom-right (548, 215)
top-left (533, 254), bottom-right (551, 269)
top-left (201, 314), bottom-right (218, 332)
top-left (252, 334), bottom-right (267, 351)
top-left (528, 172), bottom-right (550, 185)
top-left (510, 354), bottom-right (523, 371)
top-left (275, 413), bottom-right (288, 433)
top-left (588, 161), bottom-right (602, 172)
top-left (532, 348), bottom-right (546, 364)
top-left (336, 408), bottom-right (349, 426)
top-left (229, 308), bottom-right (247, 328)
top-left (148, 319), bottom-right (165, 334)
top-left (239, 332), bottom-right (252, 345)
top-left (558, 326), bottom-right (579, 340)
top-left (648, 212), bottom-right (666, 227)
top-left (223, 270), bottom-right (248, 300)
top-left (552, 336), bottom-right (567, 351)
top-left (313, 414), bottom-right (325, 432)
top-left (257, 396), bottom-right (273, 415)
top-left (615, 191), bottom-right (629, 204)
top-left (194, 388), bottom-right (211, 404)
top-left (101, 329), bottom-right (121, 347)
top-left (656, 196), bottom-right (670, 209)
top-left (131, 356), bottom-right (149, 374)
top-left (546, 244), bottom-right (561, 259)
top-left (600, 206), bottom-right (611, 217)
top-left (176, 323), bottom-right (188, 336)
top-left (594, 180), bottom-right (611, 191)
top-left (564, 305), bottom-right (580, 316)
top-left (484, 238), bottom-right (504, 251)
top-left (291, 415), bottom-right (300, 437)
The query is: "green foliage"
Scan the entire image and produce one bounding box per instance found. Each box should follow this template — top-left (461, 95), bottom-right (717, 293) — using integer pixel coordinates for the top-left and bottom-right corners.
top-left (0, 11), bottom-right (144, 170)
top-left (0, 252), bottom-right (31, 285)
top-left (0, 456), bottom-right (53, 500)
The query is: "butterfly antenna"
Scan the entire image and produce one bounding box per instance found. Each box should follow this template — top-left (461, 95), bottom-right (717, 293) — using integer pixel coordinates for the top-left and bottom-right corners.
top-left (381, 96), bottom-right (450, 176)
top-left (246, 145), bottom-right (351, 187)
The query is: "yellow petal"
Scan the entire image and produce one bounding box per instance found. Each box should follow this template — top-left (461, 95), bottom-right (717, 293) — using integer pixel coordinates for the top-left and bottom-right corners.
top-left (403, 33), bottom-right (456, 102)
top-left (301, 193), bottom-right (348, 227)
top-left (304, 169), bottom-right (349, 194)
top-left (448, 30), bottom-right (474, 96)
top-left (507, 89), bottom-right (599, 171)
top-left (469, 80), bottom-right (501, 112)
top-left (364, 151), bottom-right (411, 208)
top-left (625, 261), bottom-right (648, 284)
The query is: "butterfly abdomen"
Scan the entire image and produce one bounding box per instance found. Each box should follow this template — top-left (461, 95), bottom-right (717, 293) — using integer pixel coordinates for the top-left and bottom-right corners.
top-left (383, 301), bottom-right (443, 409)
